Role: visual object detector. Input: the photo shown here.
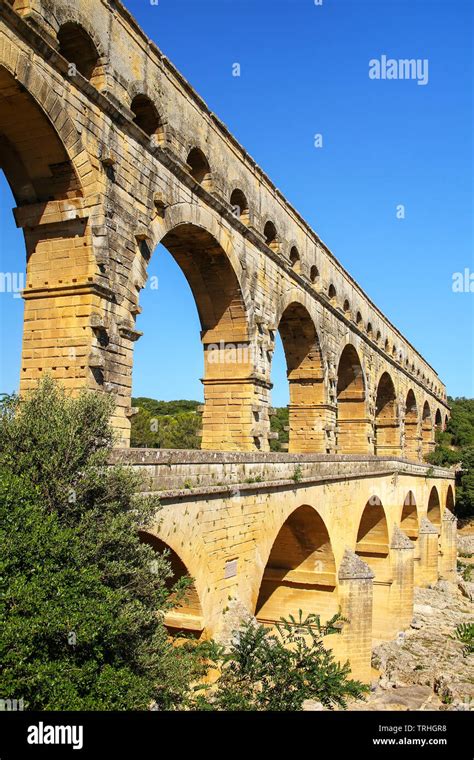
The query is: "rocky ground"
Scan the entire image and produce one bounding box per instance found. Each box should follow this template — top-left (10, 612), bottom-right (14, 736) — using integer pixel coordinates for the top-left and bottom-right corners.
top-left (307, 527), bottom-right (474, 712)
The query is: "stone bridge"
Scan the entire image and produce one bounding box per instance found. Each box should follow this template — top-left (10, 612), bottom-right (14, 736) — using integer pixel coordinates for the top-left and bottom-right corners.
top-left (0, 0), bottom-right (457, 682)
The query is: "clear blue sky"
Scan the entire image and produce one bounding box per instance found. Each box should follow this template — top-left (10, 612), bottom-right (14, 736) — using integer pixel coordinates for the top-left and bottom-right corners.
top-left (0, 0), bottom-right (472, 405)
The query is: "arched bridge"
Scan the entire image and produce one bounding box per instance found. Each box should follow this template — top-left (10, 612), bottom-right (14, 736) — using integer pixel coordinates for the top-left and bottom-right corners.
top-left (0, 0), bottom-right (457, 683)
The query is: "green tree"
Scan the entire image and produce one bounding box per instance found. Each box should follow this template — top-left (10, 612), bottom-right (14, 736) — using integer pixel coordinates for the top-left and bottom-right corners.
top-left (0, 379), bottom-right (204, 710)
top-left (195, 613), bottom-right (368, 711)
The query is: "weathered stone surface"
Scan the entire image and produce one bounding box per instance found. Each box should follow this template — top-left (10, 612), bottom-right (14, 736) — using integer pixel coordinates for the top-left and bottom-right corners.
top-left (0, 0), bottom-right (449, 452)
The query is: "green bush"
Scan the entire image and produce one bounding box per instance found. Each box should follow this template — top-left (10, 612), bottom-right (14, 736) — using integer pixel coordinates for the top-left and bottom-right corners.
top-left (0, 379), bottom-right (204, 710)
top-left (194, 612), bottom-right (369, 711)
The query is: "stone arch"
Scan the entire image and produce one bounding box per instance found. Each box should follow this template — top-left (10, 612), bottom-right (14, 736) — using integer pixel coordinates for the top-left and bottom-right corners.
top-left (336, 344), bottom-right (369, 454)
top-left (255, 505), bottom-right (338, 626)
top-left (355, 496), bottom-right (392, 639)
top-left (263, 219), bottom-right (280, 252)
top-left (130, 93), bottom-right (165, 142)
top-left (355, 310), bottom-right (363, 328)
top-left (367, 322), bottom-right (373, 339)
top-left (139, 531), bottom-right (204, 636)
top-left (186, 147), bottom-right (212, 189)
top-left (435, 408), bottom-right (443, 429)
top-left (403, 389), bottom-right (419, 460)
top-left (230, 187), bottom-right (249, 224)
top-left (57, 21), bottom-right (104, 88)
top-left (275, 302), bottom-right (326, 453)
top-left (421, 401), bottom-right (434, 458)
top-left (310, 264), bottom-right (319, 284)
top-left (328, 282), bottom-right (337, 305)
top-left (446, 484), bottom-right (455, 513)
top-left (374, 372), bottom-right (400, 456)
top-left (427, 486), bottom-right (441, 528)
top-left (400, 490), bottom-right (419, 540)
top-left (0, 56), bottom-right (102, 405)
top-left (134, 212), bottom-right (253, 451)
top-left (289, 245), bottom-right (301, 273)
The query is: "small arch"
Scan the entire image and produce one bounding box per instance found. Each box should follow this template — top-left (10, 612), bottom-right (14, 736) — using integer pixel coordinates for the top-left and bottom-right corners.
top-left (375, 329), bottom-right (381, 344)
top-left (435, 408), bottom-right (442, 429)
top-left (255, 505), bottom-right (337, 625)
top-left (355, 310), bottom-right (363, 328)
top-left (375, 372), bottom-right (399, 455)
top-left (289, 246), bottom-right (301, 273)
top-left (310, 265), bottom-right (319, 284)
top-left (427, 486), bottom-right (441, 528)
top-left (130, 94), bottom-right (164, 141)
top-left (392, 344), bottom-right (397, 357)
top-left (343, 298), bottom-right (351, 316)
top-left (264, 220), bottom-right (280, 252)
top-left (139, 532), bottom-right (204, 636)
top-left (186, 147), bottom-right (212, 188)
top-left (367, 322), bottom-right (373, 339)
top-left (230, 188), bottom-right (249, 224)
top-left (328, 283), bottom-right (337, 305)
top-left (57, 22), bottom-right (103, 87)
top-left (384, 338), bottom-right (390, 352)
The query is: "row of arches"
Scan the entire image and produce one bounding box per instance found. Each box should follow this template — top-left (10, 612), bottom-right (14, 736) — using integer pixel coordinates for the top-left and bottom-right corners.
top-left (33, 11), bottom-right (443, 398)
top-left (142, 485), bottom-right (454, 641)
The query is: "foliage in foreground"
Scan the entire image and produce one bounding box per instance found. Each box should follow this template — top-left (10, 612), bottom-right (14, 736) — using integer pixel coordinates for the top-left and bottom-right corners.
top-left (0, 379), bottom-right (204, 710)
top-left (1, 379), bottom-right (368, 711)
top-left (454, 622), bottom-right (474, 657)
top-left (194, 612), bottom-right (369, 711)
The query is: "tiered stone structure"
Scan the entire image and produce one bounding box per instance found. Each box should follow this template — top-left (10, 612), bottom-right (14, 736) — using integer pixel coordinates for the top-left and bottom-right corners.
top-left (1, 0), bottom-right (457, 683)
top-left (1, 0), bottom-right (449, 452)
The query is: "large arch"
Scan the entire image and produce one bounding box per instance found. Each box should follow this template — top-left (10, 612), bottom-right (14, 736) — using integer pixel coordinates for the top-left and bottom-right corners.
top-left (336, 344), bottom-right (370, 453)
top-left (374, 372), bottom-right (401, 456)
top-left (133, 220), bottom-right (252, 451)
top-left (276, 303), bottom-right (326, 453)
top-left (421, 401), bottom-right (434, 458)
top-left (403, 390), bottom-right (420, 461)
top-left (139, 531), bottom-right (204, 636)
top-left (255, 505), bottom-right (338, 625)
top-left (0, 60), bottom-right (104, 413)
top-left (446, 484), bottom-right (455, 513)
top-left (355, 496), bottom-right (392, 639)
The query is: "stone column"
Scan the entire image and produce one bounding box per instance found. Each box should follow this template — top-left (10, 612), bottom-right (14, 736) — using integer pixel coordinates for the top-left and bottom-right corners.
top-left (439, 509), bottom-right (458, 581)
top-left (417, 517), bottom-right (439, 586)
top-left (390, 526), bottom-right (415, 631)
top-left (288, 396), bottom-right (336, 454)
top-left (336, 549), bottom-right (374, 684)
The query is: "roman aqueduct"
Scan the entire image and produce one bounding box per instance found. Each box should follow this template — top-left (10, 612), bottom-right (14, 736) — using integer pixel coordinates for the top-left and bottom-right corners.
top-left (0, 0), bottom-right (456, 681)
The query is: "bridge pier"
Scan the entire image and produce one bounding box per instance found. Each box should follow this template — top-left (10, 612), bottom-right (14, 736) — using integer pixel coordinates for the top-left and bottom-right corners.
top-left (337, 550), bottom-right (374, 684)
top-left (439, 509), bottom-right (457, 581)
top-left (417, 517), bottom-right (440, 586)
top-left (389, 527), bottom-right (415, 632)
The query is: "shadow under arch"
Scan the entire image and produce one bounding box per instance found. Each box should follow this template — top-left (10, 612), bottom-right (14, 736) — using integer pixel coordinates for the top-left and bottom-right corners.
top-left (255, 505), bottom-right (338, 625)
top-left (374, 371), bottom-right (400, 456)
top-left (421, 401), bottom-right (434, 458)
top-left (134, 220), bottom-right (252, 450)
top-left (275, 302), bottom-right (327, 453)
top-left (427, 485), bottom-right (441, 528)
top-left (139, 531), bottom-right (204, 637)
top-left (355, 496), bottom-right (391, 639)
top-left (404, 390), bottom-right (419, 461)
top-left (446, 484), bottom-right (455, 513)
top-left (336, 343), bottom-right (369, 454)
